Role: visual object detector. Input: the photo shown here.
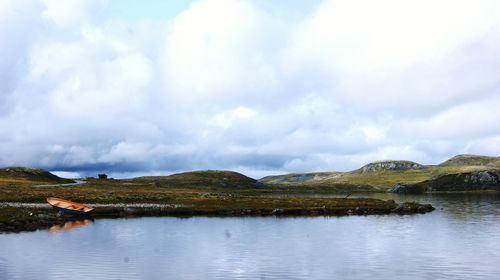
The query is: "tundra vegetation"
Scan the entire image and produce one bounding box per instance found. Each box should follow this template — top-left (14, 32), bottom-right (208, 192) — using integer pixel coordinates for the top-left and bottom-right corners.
top-left (2, 154), bottom-right (499, 232)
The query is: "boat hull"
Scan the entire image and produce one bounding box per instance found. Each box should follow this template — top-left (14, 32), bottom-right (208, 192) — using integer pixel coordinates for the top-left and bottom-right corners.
top-left (46, 197), bottom-right (94, 216)
top-left (50, 205), bottom-right (92, 215)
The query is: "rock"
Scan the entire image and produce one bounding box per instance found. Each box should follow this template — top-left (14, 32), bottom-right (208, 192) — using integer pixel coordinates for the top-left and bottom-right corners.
top-left (221, 177), bottom-right (230, 187)
top-left (387, 183), bottom-right (424, 194)
top-left (387, 184), bottom-right (405, 193)
top-left (410, 170), bottom-right (500, 192)
top-left (272, 208), bottom-right (284, 215)
top-left (361, 161), bottom-right (425, 173)
top-left (465, 171), bottom-right (498, 185)
top-left (124, 207), bottom-right (137, 214)
top-left (392, 202), bottom-right (434, 214)
top-left (417, 206), bottom-right (429, 213)
top-left (388, 170), bottom-right (500, 193)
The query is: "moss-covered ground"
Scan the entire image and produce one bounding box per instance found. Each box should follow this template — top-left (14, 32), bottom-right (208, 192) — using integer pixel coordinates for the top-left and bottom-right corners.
top-left (0, 175), bottom-right (434, 232)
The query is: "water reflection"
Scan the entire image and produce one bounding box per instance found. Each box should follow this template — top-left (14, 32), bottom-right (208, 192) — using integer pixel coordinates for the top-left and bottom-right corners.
top-left (1, 194), bottom-right (500, 279)
top-left (49, 219), bottom-right (93, 232)
top-left (354, 192), bottom-right (500, 221)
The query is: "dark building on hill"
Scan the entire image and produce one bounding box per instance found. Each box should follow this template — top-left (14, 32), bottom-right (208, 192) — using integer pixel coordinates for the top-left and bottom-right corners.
top-left (98, 174), bottom-right (108, 179)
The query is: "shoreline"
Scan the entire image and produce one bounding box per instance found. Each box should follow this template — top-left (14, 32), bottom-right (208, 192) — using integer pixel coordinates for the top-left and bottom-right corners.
top-left (0, 174), bottom-right (440, 233)
top-left (0, 199), bottom-right (434, 233)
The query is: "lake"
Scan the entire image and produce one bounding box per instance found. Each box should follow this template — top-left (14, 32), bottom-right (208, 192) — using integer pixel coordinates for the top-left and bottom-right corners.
top-left (1, 193), bottom-right (500, 279)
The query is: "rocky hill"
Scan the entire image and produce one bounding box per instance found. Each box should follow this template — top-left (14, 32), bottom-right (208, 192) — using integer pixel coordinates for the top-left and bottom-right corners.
top-left (360, 160), bottom-right (425, 173)
top-left (260, 155), bottom-right (500, 193)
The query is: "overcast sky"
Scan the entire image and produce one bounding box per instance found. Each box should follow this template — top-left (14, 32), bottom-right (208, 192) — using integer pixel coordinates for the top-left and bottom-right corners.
top-left (1, 0), bottom-right (500, 178)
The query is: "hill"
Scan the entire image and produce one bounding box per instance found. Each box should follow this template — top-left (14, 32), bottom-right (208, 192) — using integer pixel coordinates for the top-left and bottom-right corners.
top-left (134, 170), bottom-right (260, 189)
top-left (439, 154), bottom-right (500, 167)
top-left (2, 154), bottom-right (499, 193)
top-left (0, 167), bottom-right (74, 186)
top-left (259, 160), bottom-right (432, 191)
top-left (260, 155), bottom-right (500, 192)
top-left (359, 160), bottom-right (425, 173)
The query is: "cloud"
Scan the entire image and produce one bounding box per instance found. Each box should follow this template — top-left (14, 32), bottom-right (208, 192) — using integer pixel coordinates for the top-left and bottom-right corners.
top-left (41, 0), bottom-right (106, 28)
top-left (286, 0), bottom-right (500, 113)
top-left (163, 0), bottom-right (289, 107)
top-left (0, 0), bottom-right (500, 178)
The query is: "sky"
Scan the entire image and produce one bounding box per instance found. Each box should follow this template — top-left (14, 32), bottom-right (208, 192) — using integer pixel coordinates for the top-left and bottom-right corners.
top-left (1, 0), bottom-right (500, 179)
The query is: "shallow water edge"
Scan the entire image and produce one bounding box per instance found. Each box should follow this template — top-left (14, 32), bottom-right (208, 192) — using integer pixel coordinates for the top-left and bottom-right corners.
top-left (0, 197), bottom-right (434, 233)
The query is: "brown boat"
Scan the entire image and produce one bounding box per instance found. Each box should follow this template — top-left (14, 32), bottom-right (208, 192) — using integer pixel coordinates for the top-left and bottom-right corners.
top-left (46, 197), bottom-right (94, 215)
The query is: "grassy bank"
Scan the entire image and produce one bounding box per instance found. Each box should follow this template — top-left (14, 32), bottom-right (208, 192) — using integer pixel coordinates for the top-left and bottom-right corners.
top-left (0, 197), bottom-right (433, 233)
top-left (0, 177), bottom-right (434, 232)
top-left (5, 155), bottom-right (500, 232)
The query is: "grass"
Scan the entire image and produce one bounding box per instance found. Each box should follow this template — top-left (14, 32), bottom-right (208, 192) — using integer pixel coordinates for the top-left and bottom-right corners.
top-left (439, 154), bottom-right (500, 166)
top-left (0, 177), bottom-right (390, 204)
top-left (0, 167), bottom-right (74, 186)
top-left (259, 156), bottom-right (500, 190)
top-left (5, 155), bottom-right (498, 232)
top-left (134, 170), bottom-right (259, 189)
top-left (0, 174), bottom-right (435, 232)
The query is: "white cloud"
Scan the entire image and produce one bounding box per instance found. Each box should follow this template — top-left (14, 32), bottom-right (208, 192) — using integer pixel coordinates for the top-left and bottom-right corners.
top-left (211, 106), bottom-right (258, 129)
top-left (0, 0), bottom-right (500, 178)
top-left (286, 0), bottom-right (500, 112)
top-left (163, 0), bottom-right (286, 106)
top-left (41, 0), bottom-right (105, 28)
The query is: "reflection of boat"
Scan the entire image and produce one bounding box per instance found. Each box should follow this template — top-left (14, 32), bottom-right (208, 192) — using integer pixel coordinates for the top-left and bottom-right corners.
top-left (46, 197), bottom-right (94, 215)
top-left (49, 219), bottom-right (93, 232)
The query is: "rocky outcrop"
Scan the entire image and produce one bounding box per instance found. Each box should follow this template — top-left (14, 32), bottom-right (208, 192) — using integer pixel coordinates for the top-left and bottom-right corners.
top-left (387, 183), bottom-right (424, 194)
top-left (388, 170), bottom-right (500, 193)
top-left (361, 161), bottom-right (425, 173)
top-left (464, 171), bottom-right (499, 185)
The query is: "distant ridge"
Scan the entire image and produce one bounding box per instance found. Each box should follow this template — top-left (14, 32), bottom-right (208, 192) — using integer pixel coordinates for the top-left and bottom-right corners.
top-left (439, 154), bottom-right (500, 167)
top-left (259, 154), bottom-right (500, 192)
top-left (3, 154), bottom-right (500, 193)
top-left (0, 167), bottom-right (74, 183)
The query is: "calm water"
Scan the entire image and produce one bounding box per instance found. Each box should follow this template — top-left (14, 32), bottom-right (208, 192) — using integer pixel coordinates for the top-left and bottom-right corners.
top-left (2, 193), bottom-right (500, 280)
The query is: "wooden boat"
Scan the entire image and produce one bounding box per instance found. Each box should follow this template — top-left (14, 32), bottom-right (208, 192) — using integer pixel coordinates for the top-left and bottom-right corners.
top-left (46, 197), bottom-right (94, 215)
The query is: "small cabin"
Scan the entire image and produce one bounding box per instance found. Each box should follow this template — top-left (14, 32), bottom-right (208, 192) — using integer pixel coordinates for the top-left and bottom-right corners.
top-left (98, 174), bottom-right (108, 180)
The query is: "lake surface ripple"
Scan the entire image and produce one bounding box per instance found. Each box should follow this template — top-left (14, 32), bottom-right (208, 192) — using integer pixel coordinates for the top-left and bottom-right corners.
top-left (1, 193), bottom-right (500, 280)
